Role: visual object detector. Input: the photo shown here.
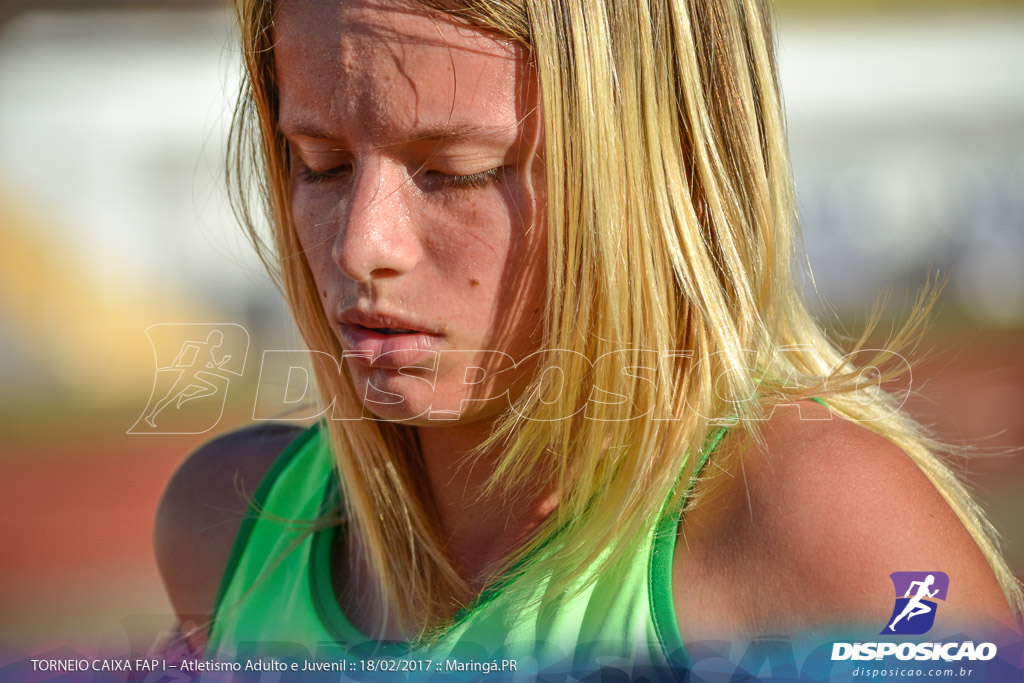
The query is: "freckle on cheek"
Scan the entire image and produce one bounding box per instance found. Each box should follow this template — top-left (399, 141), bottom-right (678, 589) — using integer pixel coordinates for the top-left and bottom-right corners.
top-left (470, 279), bottom-right (480, 288)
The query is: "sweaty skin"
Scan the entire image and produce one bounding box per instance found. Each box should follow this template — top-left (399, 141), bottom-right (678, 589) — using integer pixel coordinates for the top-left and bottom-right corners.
top-left (275, 0), bottom-right (548, 430)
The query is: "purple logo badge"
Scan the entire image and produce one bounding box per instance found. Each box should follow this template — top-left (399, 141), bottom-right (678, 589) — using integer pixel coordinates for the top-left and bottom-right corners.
top-left (882, 571), bottom-right (949, 635)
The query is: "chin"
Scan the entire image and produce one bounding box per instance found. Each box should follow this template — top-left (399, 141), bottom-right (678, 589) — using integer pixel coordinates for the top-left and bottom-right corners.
top-left (344, 382), bottom-right (434, 424)
top-left (346, 364), bottom-right (513, 426)
top-left (354, 399), bottom-right (429, 424)
top-left (352, 393), bottom-right (510, 428)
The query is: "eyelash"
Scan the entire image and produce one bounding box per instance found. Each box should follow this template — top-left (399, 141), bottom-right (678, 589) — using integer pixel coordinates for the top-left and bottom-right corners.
top-left (296, 164), bottom-right (504, 190)
top-left (434, 166), bottom-right (503, 189)
top-left (297, 165), bottom-right (351, 185)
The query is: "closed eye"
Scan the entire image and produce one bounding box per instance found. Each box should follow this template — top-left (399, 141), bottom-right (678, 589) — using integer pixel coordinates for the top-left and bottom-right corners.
top-left (297, 164), bottom-right (352, 184)
top-left (428, 166), bottom-right (505, 190)
top-left (294, 163), bottom-right (504, 189)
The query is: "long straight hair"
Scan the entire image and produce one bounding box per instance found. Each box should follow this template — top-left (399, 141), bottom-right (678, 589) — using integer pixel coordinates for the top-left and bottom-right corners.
top-left (228, 0), bottom-right (1023, 637)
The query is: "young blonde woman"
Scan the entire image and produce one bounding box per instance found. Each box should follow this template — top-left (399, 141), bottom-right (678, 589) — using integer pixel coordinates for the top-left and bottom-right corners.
top-left (155, 0), bottom-right (1022, 677)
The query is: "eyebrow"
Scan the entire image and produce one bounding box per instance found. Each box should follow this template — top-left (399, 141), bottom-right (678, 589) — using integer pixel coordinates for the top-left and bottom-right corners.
top-left (278, 120), bottom-right (516, 145)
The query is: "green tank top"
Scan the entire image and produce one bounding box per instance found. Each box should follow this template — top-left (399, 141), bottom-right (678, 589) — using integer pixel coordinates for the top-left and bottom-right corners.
top-left (206, 423), bottom-right (725, 680)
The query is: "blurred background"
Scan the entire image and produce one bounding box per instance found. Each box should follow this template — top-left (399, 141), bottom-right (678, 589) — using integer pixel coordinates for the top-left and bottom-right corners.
top-left (1, 0), bottom-right (1022, 657)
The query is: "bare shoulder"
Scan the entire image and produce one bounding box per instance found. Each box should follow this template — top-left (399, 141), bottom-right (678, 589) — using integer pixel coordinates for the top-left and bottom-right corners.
top-left (673, 400), bottom-right (1017, 641)
top-left (154, 422), bottom-right (305, 633)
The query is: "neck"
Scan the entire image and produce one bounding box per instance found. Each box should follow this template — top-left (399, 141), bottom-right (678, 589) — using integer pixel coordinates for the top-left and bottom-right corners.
top-left (416, 422), bottom-right (559, 589)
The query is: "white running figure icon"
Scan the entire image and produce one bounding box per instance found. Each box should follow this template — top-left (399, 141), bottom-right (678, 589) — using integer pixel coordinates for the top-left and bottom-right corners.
top-left (144, 330), bottom-right (232, 427)
top-left (888, 574), bottom-right (939, 631)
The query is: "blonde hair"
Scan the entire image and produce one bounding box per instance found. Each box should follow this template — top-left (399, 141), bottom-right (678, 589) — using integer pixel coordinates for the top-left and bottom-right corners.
top-left (228, 0), bottom-right (1023, 637)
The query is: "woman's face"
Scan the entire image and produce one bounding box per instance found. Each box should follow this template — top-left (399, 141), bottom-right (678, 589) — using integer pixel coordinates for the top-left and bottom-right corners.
top-left (274, 0), bottom-right (547, 425)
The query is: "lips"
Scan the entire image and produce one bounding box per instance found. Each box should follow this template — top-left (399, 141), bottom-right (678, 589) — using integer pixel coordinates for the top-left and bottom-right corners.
top-left (336, 308), bottom-right (443, 369)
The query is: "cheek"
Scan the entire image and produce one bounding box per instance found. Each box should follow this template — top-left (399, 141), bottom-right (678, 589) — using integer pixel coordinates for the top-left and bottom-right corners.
top-left (425, 200), bottom-right (512, 295)
top-left (429, 182), bottom-right (539, 293)
top-left (291, 188), bottom-right (336, 252)
top-left (300, 239), bottom-right (337, 302)
top-left (290, 187), bottom-right (343, 294)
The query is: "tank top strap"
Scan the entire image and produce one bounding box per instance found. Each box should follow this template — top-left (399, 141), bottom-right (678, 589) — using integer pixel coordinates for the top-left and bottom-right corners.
top-left (648, 401), bottom-right (828, 668)
top-left (647, 421), bottom-right (733, 669)
top-left (687, 422), bottom-right (730, 495)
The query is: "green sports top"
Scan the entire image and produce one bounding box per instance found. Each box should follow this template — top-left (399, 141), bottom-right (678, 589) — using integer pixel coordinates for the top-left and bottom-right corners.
top-left (206, 423), bottom-right (725, 680)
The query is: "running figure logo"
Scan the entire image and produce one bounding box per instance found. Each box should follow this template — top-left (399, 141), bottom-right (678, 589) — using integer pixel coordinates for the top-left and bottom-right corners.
top-left (129, 324), bottom-right (249, 434)
top-left (882, 571), bottom-right (949, 635)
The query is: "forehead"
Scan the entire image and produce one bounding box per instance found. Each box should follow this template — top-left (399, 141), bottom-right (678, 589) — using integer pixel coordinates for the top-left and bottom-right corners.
top-left (273, 0), bottom-right (524, 143)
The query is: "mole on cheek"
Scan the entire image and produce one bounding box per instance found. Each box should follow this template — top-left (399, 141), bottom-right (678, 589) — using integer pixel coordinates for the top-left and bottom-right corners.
top-left (322, 289), bottom-right (327, 298)
top-left (470, 279), bottom-right (480, 288)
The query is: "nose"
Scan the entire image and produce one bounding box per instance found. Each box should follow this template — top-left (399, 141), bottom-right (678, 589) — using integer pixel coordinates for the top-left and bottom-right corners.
top-left (332, 158), bottom-right (421, 283)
